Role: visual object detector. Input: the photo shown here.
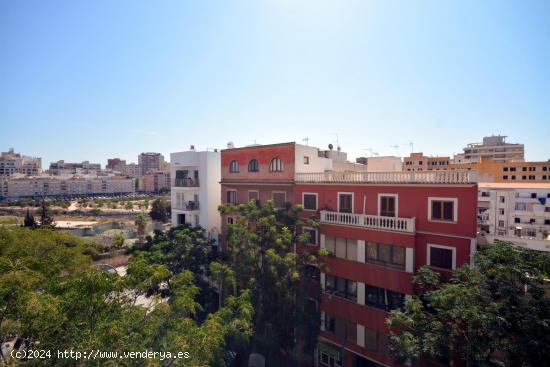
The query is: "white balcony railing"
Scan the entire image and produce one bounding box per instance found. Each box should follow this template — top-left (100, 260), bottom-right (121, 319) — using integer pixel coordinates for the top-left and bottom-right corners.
top-left (295, 170), bottom-right (477, 184)
top-left (320, 210), bottom-right (415, 233)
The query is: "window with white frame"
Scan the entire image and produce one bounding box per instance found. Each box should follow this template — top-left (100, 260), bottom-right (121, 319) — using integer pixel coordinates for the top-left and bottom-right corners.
top-left (302, 192), bottom-right (318, 210)
top-left (428, 197), bottom-right (457, 222)
top-left (427, 244), bottom-right (456, 270)
top-left (338, 193), bottom-right (353, 213)
top-left (226, 190), bottom-right (237, 204)
top-left (269, 157), bottom-right (283, 172)
top-left (247, 159), bottom-right (259, 172)
top-left (325, 236), bottom-right (357, 261)
top-left (229, 160), bottom-right (239, 173)
top-left (379, 194), bottom-right (397, 217)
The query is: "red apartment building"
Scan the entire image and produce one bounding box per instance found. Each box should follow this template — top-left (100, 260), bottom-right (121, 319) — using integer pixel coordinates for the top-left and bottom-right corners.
top-left (220, 143), bottom-right (478, 367)
top-left (220, 142), bottom-right (334, 227)
top-left (295, 171), bottom-right (478, 367)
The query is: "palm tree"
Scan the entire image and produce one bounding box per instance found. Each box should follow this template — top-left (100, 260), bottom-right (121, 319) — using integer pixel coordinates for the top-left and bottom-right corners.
top-left (135, 213), bottom-right (147, 244)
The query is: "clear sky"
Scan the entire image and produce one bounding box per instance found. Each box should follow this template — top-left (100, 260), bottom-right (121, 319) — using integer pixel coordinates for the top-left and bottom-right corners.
top-left (1, 0), bottom-right (549, 166)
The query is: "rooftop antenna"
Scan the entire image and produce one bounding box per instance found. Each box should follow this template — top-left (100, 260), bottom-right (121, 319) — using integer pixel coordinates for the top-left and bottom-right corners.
top-left (409, 142), bottom-right (414, 153)
top-left (302, 137), bottom-right (310, 146)
top-left (333, 133), bottom-right (341, 152)
top-left (390, 145), bottom-right (399, 156)
top-left (364, 148), bottom-right (376, 157)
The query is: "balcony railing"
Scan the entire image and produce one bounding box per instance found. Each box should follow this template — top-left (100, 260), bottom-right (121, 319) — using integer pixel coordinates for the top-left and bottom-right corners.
top-left (296, 170), bottom-right (477, 184)
top-left (320, 210), bottom-right (415, 233)
top-left (185, 201), bottom-right (200, 210)
top-left (174, 178), bottom-right (200, 187)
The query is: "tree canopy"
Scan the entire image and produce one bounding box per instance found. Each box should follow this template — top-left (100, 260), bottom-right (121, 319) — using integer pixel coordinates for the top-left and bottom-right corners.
top-left (0, 226), bottom-right (253, 366)
top-left (149, 198), bottom-right (170, 223)
top-left (388, 241), bottom-right (550, 367)
top-left (218, 199), bottom-right (326, 365)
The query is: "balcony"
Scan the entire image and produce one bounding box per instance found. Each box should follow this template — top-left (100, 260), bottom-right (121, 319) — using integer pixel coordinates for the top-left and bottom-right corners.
top-left (320, 210), bottom-right (415, 233)
top-left (296, 170), bottom-right (477, 184)
top-left (185, 201), bottom-right (200, 211)
top-left (174, 178), bottom-right (200, 187)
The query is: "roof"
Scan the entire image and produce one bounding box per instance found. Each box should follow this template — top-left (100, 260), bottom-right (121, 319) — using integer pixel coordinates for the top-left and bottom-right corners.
top-left (478, 182), bottom-right (550, 189)
top-left (221, 142), bottom-right (295, 151)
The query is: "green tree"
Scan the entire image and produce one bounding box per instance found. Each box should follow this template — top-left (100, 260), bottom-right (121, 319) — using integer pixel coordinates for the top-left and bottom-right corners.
top-left (23, 209), bottom-right (37, 228)
top-left (0, 226), bottom-right (253, 367)
top-left (37, 198), bottom-right (54, 227)
top-left (149, 198), bottom-right (170, 223)
top-left (112, 232), bottom-right (125, 249)
top-left (218, 200), bottom-right (326, 365)
top-left (135, 213), bottom-right (147, 245)
top-left (388, 241), bottom-right (550, 367)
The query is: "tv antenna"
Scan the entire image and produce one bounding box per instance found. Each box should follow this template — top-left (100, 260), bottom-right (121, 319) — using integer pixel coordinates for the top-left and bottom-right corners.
top-left (364, 148), bottom-right (377, 157)
top-left (302, 137), bottom-right (310, 146)
top-left (409, 142), bottom-right (414, 153)
top-left (333, 133), bottom-right (341, 151)
top-left (390, 145), bottom-right (400, 156)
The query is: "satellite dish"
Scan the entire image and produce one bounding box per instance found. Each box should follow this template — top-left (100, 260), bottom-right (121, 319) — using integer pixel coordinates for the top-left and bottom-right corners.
top-left (328, 143), bottom-right (333, 150)
top-left (227, 141), bottom-right (235, 149)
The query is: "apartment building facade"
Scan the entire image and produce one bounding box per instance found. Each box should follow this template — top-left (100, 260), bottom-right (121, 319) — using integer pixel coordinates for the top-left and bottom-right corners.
top-left (403, 153), bottom-right (550, 183)
top-left (106, 158), bottom-right (127, 173)
top-left (4, 175), bottom-right (135, 199)
top-left (220, 143), bottom-right (334, 226)
top-left (170, 148), bottom-right (221, 243)
top-left (477, 183), bottom-right (550, 252)
top-left (294, 170), bottom-right (478, 367)
top-left (0, 149), bottom-right (42, 177)
top-left (138, 152), bottom-right (165, 176)
top-left (143, 170), bottom-right (171, 193)
top-left (460, 135), bottom-right (524, 163)
top-left (48, 160), bottom-right (102, 176)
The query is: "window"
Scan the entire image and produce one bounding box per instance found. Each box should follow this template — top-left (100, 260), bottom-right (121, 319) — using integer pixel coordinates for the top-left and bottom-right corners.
top-left (515, 217), bottom-right (520, 223)
top-left (499, 208), bottom-right (505, 215)
top-left (522, 167), bottom-right (527, 171)
top-left (529, 175), bottom-right (535, 180)
top-left (272, 192), bottom-right (286, 207)
top-left (529, 167), bottom-right (536, 171)
top-left (429, 198), bottom-right (456, 222)
top-left (366, 242), bottom-right (406, 270)
top-left (226, 190), bottom-right (237, 204)
top-left (379, 195), bottom-right (396, 217)
top-left (229, 160), bottom-right (239, 173)
top-left (269, 157), bottom-right (283, 172)
top-left (510, 167), bottom-right (516, 172)
top-left (227, 216), bottom-right (234, 225)
top-left (323, 314), bottom-right (356, 346)
top-left (248, 190), bottom-right (259, 202)
top-left (498, 220), bottom-right (505, 227)
top-left (319, 350), bottom-right (341, 367)
top-left (247, 159), bottom-right (259, 172)
top-left (515, 203), bottom-right (526, 211)
top-left (428, 244), bottom-right (455, 270)
top-left (303, 156), bottom-right (310, 164)
top-left (365, 285), bottom-right (405, 311)
top-left (503, 167), bottom-right (509, 172)
top-left (338, 193), bottom-right (353, 213)
top-left (325, 275), bottom-right (357, 302)
top-left (303, 227), bottom-right (318, 245)
top-left (503, 175), bottom-right (508, 180)
top-left (302, 193), bottom-right (318, 210)
top-left (325, 236), bottom-right (358, 261)
top-left (545, 219), bottom-right (550, 225)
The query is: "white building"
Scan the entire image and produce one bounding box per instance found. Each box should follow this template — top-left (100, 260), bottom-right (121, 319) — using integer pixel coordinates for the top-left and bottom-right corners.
top-left (0, 149), bottom-right (42, 177)
top-left (365, 156), bottom-right (402, 172)
top-left (4, 175), bottom-right (135, 199)
top-left (170, 147), bottom-right (221, 244)
top-left (478, 182), bottom-right (550, 252)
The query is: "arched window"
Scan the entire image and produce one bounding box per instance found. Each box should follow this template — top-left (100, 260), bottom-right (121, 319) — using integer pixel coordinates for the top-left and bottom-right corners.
top-left (269, 157), bottom-right (283, 172)
top-left (248, 159), bottom-right (259, 172)
top-left (229, 160), bottom-right (239, 173)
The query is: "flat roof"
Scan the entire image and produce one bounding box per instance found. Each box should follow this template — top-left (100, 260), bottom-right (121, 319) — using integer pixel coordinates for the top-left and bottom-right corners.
top-left (221, 142), bottom-right (295, 151)
top-left (478, 182), bottom-right (550, 189)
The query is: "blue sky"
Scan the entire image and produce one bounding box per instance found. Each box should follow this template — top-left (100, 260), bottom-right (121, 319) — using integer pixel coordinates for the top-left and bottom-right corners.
top-left (1, 0), bottom-right (549, 166)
